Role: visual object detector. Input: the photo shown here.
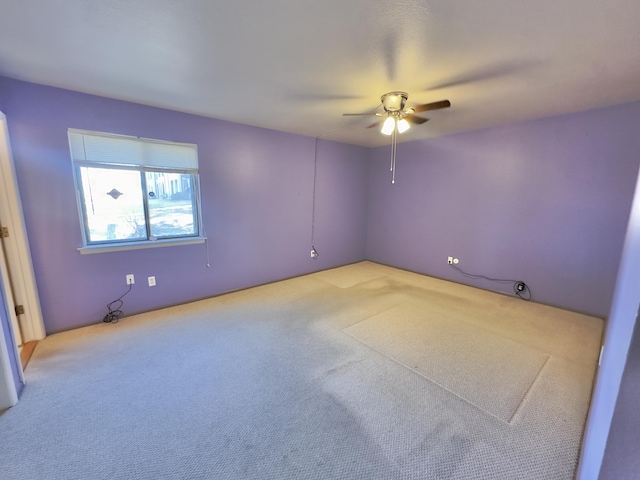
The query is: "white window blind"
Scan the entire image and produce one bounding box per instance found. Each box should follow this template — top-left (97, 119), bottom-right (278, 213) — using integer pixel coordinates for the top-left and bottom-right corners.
top-left (68, 129), bottom-right (198, 170)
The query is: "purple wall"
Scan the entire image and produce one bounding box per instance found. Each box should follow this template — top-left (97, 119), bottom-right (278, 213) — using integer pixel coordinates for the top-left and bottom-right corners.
top-left (2, 73), bottom-right (639, 331)
top-left (0, 77), bottom-right (368, 334)
top-left (366, 103), bottom-right (640, 317)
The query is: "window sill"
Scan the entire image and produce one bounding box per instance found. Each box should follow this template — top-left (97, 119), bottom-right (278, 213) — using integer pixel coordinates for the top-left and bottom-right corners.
top-left (78, 237), bottom-right (206, 255)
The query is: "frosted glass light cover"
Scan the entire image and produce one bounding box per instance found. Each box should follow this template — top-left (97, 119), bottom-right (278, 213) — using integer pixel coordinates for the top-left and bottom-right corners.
top-left (397, 118), bottom-right (410, 133)
top-left (381, 117), bottom-right (395, 135)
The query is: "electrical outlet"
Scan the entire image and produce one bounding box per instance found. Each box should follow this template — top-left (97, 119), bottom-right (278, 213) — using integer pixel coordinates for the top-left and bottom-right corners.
top-left (447, 256), bottom-right (453, 264)
top-left (148, 276), bottom-right (156, 287)
top-left (126, 274), bottom-right (135, 285)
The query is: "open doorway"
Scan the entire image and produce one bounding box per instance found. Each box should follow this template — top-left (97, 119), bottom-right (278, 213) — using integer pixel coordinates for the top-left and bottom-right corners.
top-left (0, 111), bottom-right (45, 405)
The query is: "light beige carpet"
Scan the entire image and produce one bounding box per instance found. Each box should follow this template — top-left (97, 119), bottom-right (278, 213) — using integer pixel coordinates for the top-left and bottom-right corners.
top-left (0, 261), bottom-right (603, 480)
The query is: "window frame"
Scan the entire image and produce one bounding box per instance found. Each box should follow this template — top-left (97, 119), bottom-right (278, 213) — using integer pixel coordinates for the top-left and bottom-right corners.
top-left (68, 129), bottom-right (206, 254)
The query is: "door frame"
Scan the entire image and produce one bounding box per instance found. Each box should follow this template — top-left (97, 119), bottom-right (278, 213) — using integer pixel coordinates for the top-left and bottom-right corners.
top-left (0, 232), bottom-right (22, 409)
top-left (0, 111), bottom-right (45, 343)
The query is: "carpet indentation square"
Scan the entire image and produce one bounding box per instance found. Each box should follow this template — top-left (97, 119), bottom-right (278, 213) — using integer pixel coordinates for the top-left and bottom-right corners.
top-left (344, 303), bottom-right (550, 422)
top-left (312, 262), bottom-right (389, 288)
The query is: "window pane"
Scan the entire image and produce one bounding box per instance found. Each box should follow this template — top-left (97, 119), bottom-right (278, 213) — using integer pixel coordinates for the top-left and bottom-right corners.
top-left (145, 172), bottom-right (198, 238)
top-left (79, 167), bottom-right (146, 243)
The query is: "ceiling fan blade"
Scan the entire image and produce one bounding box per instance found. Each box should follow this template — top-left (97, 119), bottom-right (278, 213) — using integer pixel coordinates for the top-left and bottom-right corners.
top-left (343, 103), bottom-right (384, 118)
top-left (424, 60), bottom-right (532, 90)
top-left (412, 100), bottom-right (451, 113)
top-left (405, 114), bottom-right (429, 125)
top-left (366, 121), bottom-right (381, 129)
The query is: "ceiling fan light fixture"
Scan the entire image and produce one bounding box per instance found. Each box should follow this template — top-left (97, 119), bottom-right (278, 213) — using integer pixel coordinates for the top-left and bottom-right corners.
top-left (342, 92), bottom-right (451, 184)
top-left (381, 116), bottom-right (395, 135)
top-left (397, 118), bottom-right (410, 133)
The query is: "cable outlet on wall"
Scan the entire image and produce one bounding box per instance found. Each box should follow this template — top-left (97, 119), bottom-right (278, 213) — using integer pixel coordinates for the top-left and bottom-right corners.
top-left (148, 276), bottom-right (156, 287)
top-left (126, 274), bottom-right (135, 285)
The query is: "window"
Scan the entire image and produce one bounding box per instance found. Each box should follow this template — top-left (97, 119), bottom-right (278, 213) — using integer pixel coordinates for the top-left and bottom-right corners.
top-left (68, 129), bottom-right (203, 252)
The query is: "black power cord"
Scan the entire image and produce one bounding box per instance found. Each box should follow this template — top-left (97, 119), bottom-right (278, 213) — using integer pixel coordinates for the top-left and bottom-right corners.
top-left (449, 264), bottom-right (532, 301)
top-left (103, 283), bottom-right (133, 323)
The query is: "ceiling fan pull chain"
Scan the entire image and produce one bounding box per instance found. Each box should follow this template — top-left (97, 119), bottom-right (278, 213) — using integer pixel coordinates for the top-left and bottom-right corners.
top-left (391, 127), bottom-right (397, 184)
top-left (390, 128), bottom-right (394, 172)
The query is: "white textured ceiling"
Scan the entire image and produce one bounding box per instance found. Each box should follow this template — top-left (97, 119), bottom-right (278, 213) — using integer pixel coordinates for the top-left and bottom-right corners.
top-left (1, 0), bottom-right (640, 147)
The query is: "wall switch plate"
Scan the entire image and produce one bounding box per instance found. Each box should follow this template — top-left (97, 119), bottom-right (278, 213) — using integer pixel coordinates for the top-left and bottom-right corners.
top-left (148, 276), bottom-right (156, 287)
top-left (126, 274), bottom-right (135, 285)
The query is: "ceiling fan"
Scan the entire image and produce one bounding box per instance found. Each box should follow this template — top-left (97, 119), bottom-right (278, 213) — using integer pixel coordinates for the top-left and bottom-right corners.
top-left (343, 92), bottom-right (451, 183)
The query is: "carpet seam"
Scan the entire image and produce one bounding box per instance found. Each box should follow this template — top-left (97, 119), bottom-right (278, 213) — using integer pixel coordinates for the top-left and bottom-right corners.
top-left (508, 354), bottom-right (552, 425)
